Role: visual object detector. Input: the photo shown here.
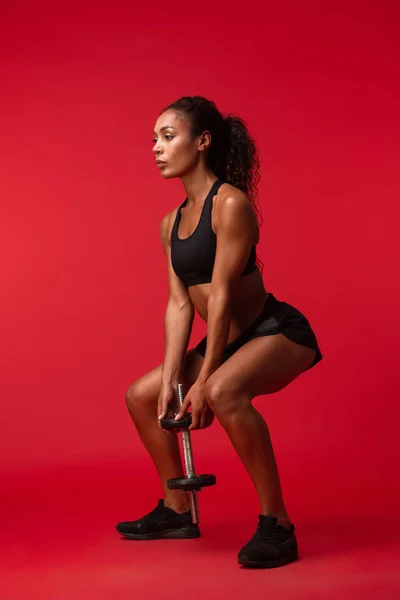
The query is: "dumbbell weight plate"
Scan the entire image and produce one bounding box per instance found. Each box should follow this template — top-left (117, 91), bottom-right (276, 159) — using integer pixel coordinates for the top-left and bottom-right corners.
top-left (160, 413), bottom-right (192, 431)
top-left (167, 474), bottom-right (216, 491)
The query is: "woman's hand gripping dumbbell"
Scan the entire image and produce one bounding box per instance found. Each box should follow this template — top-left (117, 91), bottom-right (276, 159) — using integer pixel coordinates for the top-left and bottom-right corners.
top-left (158, 379), bottom-right (214, 431)
top-left (158, 383), bottom-right (216, 524)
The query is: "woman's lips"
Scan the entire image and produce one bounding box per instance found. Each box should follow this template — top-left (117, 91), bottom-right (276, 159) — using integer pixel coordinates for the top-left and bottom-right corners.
top-left (156, 161), bottom-right (167, 169)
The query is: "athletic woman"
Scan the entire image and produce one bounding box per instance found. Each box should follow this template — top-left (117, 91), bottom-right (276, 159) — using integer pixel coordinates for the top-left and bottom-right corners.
top-left (116, 96), bottom-right (322, 569)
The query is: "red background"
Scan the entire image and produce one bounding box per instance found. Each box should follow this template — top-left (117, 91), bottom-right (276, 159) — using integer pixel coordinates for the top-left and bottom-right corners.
top-left (1, 1), bottom-right (399, 598)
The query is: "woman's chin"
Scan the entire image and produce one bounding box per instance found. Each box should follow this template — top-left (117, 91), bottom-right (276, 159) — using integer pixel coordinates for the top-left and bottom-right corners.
top-left (160, 168), bottom-right (176, 180)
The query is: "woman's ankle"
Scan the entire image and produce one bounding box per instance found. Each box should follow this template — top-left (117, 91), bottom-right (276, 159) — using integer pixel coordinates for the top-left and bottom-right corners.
top-left (164, 493), bottom-right (191, 514)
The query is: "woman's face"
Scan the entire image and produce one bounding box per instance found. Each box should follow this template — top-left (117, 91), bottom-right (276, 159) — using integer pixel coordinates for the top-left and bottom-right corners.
top-left (152, 110), bottom-right (201, 179)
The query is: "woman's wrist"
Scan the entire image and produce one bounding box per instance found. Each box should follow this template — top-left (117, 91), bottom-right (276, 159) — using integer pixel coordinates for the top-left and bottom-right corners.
top-left (161, 373), bottom-right (180, 387)
top-left (195, 375), bottom-right (208, 387)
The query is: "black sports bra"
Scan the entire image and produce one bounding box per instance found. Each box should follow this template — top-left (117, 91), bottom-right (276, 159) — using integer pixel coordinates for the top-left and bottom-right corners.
top-left (171, 180), bottom-right (257, 287)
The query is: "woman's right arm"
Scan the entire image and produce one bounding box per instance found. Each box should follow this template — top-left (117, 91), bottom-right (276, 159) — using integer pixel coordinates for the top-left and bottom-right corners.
top-left (159, 212), bottom-right (195, 389)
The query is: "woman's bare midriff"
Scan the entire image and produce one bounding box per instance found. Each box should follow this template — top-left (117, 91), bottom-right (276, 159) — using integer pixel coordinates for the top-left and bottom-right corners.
top-left (188, 269), bottom-right (269, 344)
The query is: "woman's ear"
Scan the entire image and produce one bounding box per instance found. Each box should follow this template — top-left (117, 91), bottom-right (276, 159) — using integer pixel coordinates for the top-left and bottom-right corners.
top-left (198, 130), bottom-right (212, 152)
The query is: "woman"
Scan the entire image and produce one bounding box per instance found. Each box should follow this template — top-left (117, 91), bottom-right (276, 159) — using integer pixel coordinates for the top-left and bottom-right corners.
top-left (116, 96), bottom-right (322, 569)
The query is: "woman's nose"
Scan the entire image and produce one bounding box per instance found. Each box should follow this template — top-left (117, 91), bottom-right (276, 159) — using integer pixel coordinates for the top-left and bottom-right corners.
top-left (153, 141), bottom-right (162, 154)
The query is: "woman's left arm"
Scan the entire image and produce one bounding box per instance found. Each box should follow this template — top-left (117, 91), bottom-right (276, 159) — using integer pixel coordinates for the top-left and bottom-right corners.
top-left (196, 191), bottom-right (258, 384)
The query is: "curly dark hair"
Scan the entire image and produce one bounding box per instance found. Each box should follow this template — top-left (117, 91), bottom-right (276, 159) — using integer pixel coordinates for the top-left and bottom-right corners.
top-left (162, 96), bottom-right (264, 273)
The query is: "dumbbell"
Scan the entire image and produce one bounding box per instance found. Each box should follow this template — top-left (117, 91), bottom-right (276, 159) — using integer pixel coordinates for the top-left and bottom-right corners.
top-left (159, 383), bottom-right (216, 524)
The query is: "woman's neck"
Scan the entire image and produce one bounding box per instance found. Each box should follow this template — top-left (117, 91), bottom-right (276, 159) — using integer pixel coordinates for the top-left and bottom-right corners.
top-left (180, 169), bottom-right (218, 207)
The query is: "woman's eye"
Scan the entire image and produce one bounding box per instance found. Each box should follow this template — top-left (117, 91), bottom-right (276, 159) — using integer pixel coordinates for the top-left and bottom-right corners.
top-left (153, 135), bottom-right (173, 144)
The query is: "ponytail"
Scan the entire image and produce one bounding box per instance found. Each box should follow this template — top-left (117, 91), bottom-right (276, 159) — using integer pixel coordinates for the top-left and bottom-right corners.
top-left (223, 114), bottom-right (262, 229)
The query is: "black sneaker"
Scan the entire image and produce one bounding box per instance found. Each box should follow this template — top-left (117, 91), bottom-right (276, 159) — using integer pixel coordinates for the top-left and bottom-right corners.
top-left (238, 515), bottom-right (298, 568)
top-left (116, 499), bottom-right (200, 540)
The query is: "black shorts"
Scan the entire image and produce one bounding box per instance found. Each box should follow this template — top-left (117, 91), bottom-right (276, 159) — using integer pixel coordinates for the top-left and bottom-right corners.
top-left (195, 292), bottom-right (322, 371)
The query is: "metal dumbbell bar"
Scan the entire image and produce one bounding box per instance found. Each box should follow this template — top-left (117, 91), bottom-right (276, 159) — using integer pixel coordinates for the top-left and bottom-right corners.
top-left (160, 383), bottom-right (216, 524)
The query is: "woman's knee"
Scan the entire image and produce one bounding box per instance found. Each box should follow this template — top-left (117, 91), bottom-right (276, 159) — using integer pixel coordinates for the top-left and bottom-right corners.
top-left (204, 378), bottom-right (249, 417)
top-left (125, 377), bottom-right (157, 416)
top-left (125, 381), bottom-right (140, 412)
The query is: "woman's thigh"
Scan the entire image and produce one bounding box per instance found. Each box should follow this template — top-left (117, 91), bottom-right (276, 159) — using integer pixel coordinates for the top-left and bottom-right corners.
top-left (206, 334), bottom-right (316, 403)
top-left (126, 348), bottom-right (204, 409)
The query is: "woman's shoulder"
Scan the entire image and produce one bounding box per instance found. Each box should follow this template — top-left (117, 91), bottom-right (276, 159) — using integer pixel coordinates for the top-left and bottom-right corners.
top-left (159, 205), bottom-right (180, 248)
top-left (212, 182), bottom-right (259, 242)
top-left (214, 182), bottom-right (254, 218)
